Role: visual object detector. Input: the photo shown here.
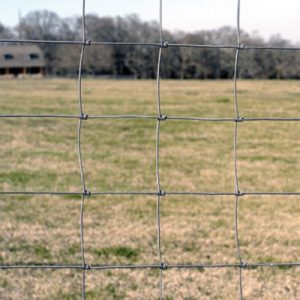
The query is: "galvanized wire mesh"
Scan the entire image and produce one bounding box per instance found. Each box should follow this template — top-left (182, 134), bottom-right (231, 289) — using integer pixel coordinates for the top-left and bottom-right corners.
top-left (0, 0), bottom-right (300, 299)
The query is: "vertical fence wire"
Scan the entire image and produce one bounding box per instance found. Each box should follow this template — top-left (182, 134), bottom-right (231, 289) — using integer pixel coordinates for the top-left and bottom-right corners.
top-left (78, 0), bottom-right (89, 298)
top-left (1, 0), bottom-right (300, 299)
top-left (233, 0), bottom-right (244, 299)
top-left (156, 1), bottom-right (164, 298)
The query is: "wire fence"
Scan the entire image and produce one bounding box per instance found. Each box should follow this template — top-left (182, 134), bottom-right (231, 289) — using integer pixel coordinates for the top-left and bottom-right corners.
top-left (0, 0), bottom-right (300, 299)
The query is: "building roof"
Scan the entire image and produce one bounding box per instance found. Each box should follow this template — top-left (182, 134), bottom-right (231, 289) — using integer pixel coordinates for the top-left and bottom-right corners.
top-left (0, 45), bottom-right (45, 68)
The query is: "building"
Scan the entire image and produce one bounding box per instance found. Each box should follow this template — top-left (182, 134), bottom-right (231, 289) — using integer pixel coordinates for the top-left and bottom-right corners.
top-left (0, 45), bottom-right (45, 77)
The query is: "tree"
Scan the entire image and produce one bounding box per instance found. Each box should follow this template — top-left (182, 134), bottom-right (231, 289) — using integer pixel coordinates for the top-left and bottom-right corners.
top-left (1, 10), bottom-right (297, 79)
top-left (18, 10), bottom-right (78, 74)
top-left (0, 22), bottom-right (14, 40)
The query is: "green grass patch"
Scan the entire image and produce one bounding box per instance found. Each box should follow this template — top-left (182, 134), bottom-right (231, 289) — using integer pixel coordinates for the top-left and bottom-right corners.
top-left (0, 171), bottom-right (58, 189)
top-left (33, 245), bottom-right (52, 259)
top-left (215, 97), bottom-right (231, 103)
top-left (93, 246), bottom-right (139, 261)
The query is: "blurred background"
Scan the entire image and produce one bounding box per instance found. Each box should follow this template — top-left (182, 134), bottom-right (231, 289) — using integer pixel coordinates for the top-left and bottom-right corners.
top-left (0, 0), bottom-right (300, 78)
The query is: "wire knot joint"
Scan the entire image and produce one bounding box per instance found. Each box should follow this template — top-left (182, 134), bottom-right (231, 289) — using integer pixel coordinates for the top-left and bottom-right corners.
top-left (160, 262), bottom-right (168, 270)
top-left (161, 41), bottom-right (169, 48)
top-left (239, 44), bottom-right (245, 50)
top-left (235, 116), bottom-right (244, 123)
top-left (83, 263), bottom-right (91, 270)
top-left (158, 115), bottom-right (168, 121)
top-left (80, 114), bottom-right (89, 120)
top-left (158, 190), bottom-right (166, 197)
top-left (235, 190), bottom-right (244, 197)
top-left (83, 189), bottom-right (91, 197)
top-left (84, 40), bottom-right (91, 46)
top-left (239, 261), bottom-right (247, 269)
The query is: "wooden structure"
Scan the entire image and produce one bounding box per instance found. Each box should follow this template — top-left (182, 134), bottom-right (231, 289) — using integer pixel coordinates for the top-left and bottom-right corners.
top-left (0, 45), bottom-right (45, 77)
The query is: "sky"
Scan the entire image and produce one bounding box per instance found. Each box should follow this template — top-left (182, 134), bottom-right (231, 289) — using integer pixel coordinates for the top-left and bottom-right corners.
top-left (1, 0), bottom-right (300, 42)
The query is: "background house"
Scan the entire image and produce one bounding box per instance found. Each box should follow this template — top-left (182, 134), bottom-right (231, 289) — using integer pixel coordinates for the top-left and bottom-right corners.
top-left (0, 45), bottom-right (45, 77)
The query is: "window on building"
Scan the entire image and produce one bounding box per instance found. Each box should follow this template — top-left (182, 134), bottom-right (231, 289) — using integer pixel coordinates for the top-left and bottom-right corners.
top-left (4, 54), bottom-right (14, 60)
top-left (29, 53), bottom-right (39, 60)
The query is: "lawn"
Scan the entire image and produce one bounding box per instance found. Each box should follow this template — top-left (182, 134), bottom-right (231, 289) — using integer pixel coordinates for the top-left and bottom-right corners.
top-left (0, 78), bottom-right (299, 299)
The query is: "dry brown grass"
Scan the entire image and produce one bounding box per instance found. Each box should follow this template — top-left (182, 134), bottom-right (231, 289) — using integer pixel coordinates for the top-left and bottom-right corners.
top-left (0, 78), bottom-right (299, 299)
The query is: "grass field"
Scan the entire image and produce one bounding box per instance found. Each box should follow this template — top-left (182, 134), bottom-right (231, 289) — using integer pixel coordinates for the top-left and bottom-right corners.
top-left (0, 78), bottom-right (299, 299)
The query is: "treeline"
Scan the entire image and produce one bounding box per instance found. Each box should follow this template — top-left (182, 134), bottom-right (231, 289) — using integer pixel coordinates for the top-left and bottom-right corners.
top-left (1, 10), bottom-right (300, 79)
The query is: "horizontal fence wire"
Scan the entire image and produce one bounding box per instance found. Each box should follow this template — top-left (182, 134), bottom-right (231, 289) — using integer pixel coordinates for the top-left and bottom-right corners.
top-left (2, 191), bottom-right (300, 196)
top-left (0, 0), bottom-right (299, 299)
top-left (1, 39), bottom-right (300, 51)
top-left (2, 114), bottom-right (300, 122)
top-left (1, 262), bottom-right (300, 270)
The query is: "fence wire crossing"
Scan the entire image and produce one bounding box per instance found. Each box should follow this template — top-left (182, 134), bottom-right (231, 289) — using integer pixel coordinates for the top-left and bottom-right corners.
top-left (1, 0), bottom-right (300, 299)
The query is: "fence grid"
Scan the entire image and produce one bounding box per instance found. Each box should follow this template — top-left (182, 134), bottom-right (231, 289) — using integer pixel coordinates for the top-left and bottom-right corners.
top-left (0, 0), bottom-right (300, 299)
